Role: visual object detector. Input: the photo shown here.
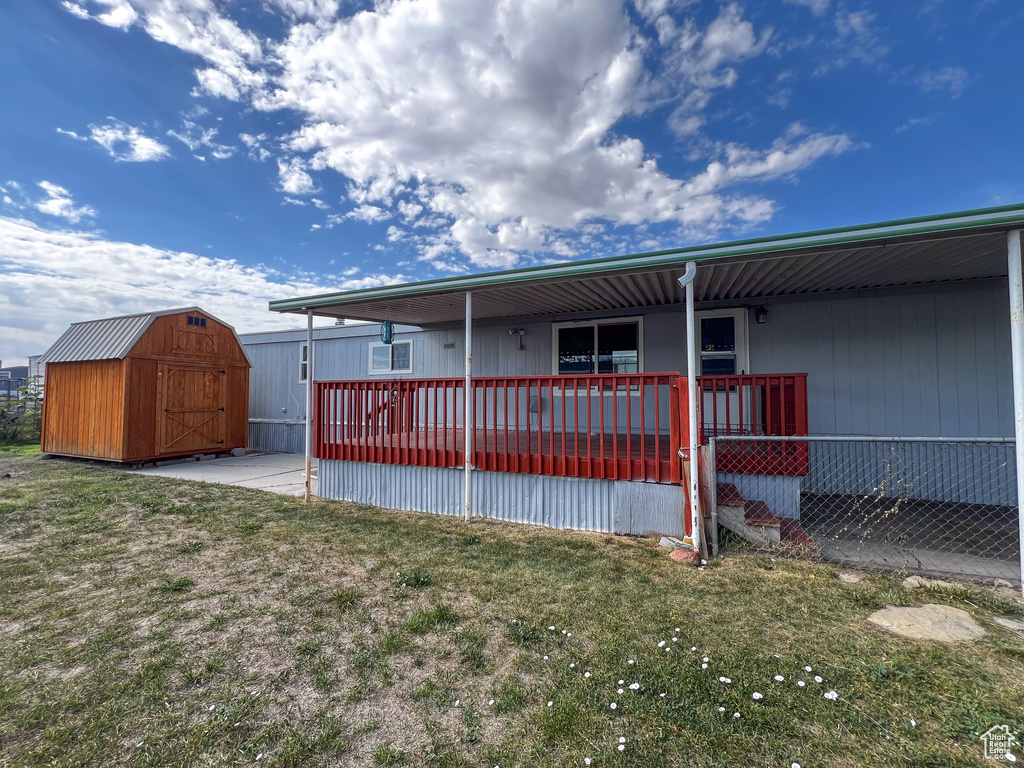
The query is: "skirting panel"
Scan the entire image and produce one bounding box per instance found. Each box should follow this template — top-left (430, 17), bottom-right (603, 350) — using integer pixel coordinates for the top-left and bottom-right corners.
top-left (318, 460), bottom-right (686, 536)
top-left (718, 472), bottom-right (802, 519)
top-left (248, 420), bottom-right (305, 454)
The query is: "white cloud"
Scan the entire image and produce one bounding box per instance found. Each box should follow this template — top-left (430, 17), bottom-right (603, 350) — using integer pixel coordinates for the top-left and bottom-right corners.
top-left (818, 10), bottom-right (888, 73)
top-left (277, 157), bottom-right (317, 195)
top-left (167, 119), bottom-right (236, 159)
top-left (918, 66), bottom-right (968, 98)
top-left (895, 116), bottom-right (934, 133)
top-left (240, 132), bottom-right (272, 162)
top-left (59, 118), bottom-right (171, 162)
top-left (784, 0), bottom-right (829, 16)
top-left (347, 205), bottom-right (391, 223)
top-left (33, 182), bottom-right (97, 224)
top-left (0, 215), bottom-right (407, 363)
top-left (66, 0), bottom-right (854, 268)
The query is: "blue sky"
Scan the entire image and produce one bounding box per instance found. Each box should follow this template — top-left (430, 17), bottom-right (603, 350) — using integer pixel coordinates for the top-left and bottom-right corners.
top-left (2, 0), bottom-right (1023, 365)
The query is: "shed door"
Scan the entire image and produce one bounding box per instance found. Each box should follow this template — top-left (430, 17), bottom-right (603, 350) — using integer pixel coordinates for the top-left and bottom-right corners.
top-left (158, 363), bottom-right (226, 454)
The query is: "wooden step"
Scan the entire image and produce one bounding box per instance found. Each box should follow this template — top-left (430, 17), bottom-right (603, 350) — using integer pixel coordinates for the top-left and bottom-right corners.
top-left (743, 500), bottom-right (781, 527)
top-left (716, 482), bottom-right (744, 506)
top-left (717, 503), bottom-right (780, 549)
top-left (780, 518), bottom-right (817, 548)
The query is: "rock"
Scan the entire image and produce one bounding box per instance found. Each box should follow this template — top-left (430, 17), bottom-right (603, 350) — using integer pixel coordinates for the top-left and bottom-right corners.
top-left (867, 604), bottom-right (986, 643)
top-left (231, 447), bottom-right (248, 457)
top-left (929, 579), bottom-right (957, 589)
top-left (902, 576), bottom-right (930, 589)
top-left (990, 617), bottom-right (1024, 634)
top-left (995, 586), bottom-right (1024, 603)
top-left (659, 536), bottom-right (687, 549)
top-left (670, 548), bottom-right (700, 565)
top-left (994, 578), bottom-right (1014, 589)
top-left (837, 572), bottom-right (863, 584)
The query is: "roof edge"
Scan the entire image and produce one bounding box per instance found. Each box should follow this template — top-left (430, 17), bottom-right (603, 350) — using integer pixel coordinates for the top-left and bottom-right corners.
top-left (270, 203), bottom-right (1024, 314)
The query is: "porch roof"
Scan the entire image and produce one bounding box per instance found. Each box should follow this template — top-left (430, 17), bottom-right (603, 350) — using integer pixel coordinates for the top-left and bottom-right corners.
top-left (270, 204), bottom-right (1024, 325)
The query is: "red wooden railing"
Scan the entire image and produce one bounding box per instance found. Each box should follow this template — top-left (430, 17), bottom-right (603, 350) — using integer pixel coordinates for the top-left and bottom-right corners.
top-left (314, 372), bottom-right (810, 482)
top-left (689, 374), bottom-right (809, 476)
top-left (314, 374), bottom-right (681, 483)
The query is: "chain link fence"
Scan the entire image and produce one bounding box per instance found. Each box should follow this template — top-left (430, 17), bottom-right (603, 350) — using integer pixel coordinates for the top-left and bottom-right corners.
top-left (708, 436), bottom-right (1021, 585)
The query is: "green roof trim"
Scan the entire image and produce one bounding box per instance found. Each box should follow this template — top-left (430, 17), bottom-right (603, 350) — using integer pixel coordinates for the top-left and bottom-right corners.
top-left (270, 203), bottom-right (1024, 314)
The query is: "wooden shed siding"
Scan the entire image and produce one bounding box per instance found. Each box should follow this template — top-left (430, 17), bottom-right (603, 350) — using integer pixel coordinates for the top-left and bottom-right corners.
top-left (124, 357), bottom-right (159, 461)
top-left (129, 313), bottom-right (250, 366)
top-left (41, 359), bottom-right (126, 460)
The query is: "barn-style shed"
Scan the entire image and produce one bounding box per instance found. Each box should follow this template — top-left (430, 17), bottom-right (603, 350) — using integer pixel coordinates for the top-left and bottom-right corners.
top-left (38, 307), bottom-right (251, 463)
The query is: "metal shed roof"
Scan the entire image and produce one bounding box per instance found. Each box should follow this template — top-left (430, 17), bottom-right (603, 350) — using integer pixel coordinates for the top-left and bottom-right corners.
top-left (39, 307), bottom-right (250, 364)
top-left (270, 204), bottom-right (1024, 325)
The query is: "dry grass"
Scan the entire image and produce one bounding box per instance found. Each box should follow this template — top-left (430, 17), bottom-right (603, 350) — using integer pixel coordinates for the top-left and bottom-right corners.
top-left (0, 453), bottom-right (1022, 767)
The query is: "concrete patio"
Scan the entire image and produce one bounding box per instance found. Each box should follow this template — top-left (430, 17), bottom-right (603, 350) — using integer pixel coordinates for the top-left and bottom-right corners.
top-left (129, 452), bottom-right (317, 497)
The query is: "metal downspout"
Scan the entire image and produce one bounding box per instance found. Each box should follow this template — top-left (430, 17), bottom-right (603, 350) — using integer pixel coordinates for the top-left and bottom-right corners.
top-left (677, 263), bottom-right (702, 553)
top-left (1007, 230), bottom-right (1024, 594)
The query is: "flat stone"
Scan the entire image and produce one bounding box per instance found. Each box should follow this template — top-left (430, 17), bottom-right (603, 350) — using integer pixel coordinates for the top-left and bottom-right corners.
top-left (994, 578), bottom-right (1015, 589)
top-left (995, 586), bottom-right (1024, 603)
top-left (836, 571), bottom-right (863, 584)
top-left (670, 548), bottom-right (700, 565)
top-left (990, 617), bottom-right (1024, 634)
top-left (867, 604), bottom-right (986, 643)
top-left (902, 575), bottom-right (930, 589)
top-left (659, 536), bottom-right (686, 549)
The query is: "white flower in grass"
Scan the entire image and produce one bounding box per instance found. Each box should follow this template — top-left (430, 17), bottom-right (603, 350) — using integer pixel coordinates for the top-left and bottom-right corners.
top-left (676, 627), bottom-right (681, 632)
top-left (701, 663), bottom-right (708, 670)
top-left (209, 705), bottom-right (216, 711)
top-left (658, 640), bottom-right (666, 647)
top-left (618, 688), bottom-right (624, 694)
top-left (791, 763), bottom-right (801, 768)
top-left (488, 699), bottom-right (495, 705)
top-left (1004, 753), bottom-right (1016, 763)
top-left (910, 719), bottom-right (916, 727)
top-left (752, 692), bottom-right (763, 700)
top-left (660, 693), bottom-right (666, 698)
top-left (610, 702), bottom-right (617, 709)
top-left (672, 637), bottom-right (678, 642)
top-left (617, 744), bottom-right (625, 752)
top-left (628, 659), bottom-right (635, 665)
top-left (567, 632), bottom-right (572, 637)
top-left (718, 706), bottom-right (725, 713)
top-left (691, 646), bottom-right (697, 652)
top-left (584, 672), bottom-right (591, 679)
top-left (619, 737), bottom-right (626, 744)
top-left (570, 663), bottom-right (575, 669)
top-left (618, 680), bottom-right (624, 685)
top-left (585, 759), bottom-right (592, 766)
top-left (804, 666), bottom-right (813, 672)
top-left (543, 655), bottom-right (548, 660)
top-left (454, 700), bottom-right (460, 707)
top-left (733, 712), bottom-right (741, 719)
top-left (562, 629), bottom-right (567, 635)
top-left (547, 701), bottom-right (553, 707)
top-left (256, 755), bottom-right (264, 762)
top-left (814, 676), bottom-right (823, 684)
top-left (797, 680), bottom-right (806, 687)
top-left (665, 647), bottom-right (671, 652)
top-left (549, 626), bottom-right (555, 631)
top-left (718, 677), bottom-right (731, 684)
top-left (703, 657), bottom-right (709, 662)
top-left (234, 722), bottom-right (240, 727)
top-left (629, 683), bottom-right (640, 690)
top-left (824, 690), bottom-right (839, 701)
top-left (774, 675), bottom-right (785, 682)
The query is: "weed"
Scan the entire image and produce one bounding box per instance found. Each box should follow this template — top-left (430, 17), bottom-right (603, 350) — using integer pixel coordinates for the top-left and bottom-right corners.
top-left (374, 745), bottom-right (408, 766)
top-left (406, 604), bottom-right (458, 634)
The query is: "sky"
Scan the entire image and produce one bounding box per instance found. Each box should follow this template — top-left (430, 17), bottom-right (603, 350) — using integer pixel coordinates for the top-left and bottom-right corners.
top-left (1, 0), bottom-right (1023, 366)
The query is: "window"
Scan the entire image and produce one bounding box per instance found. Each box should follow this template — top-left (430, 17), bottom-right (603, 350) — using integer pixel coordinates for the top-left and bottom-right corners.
top-left (186, 315), bottom-right (207, 328)
top-left (299, 343), bottom-right (309, 382)
top-left (368, 341), bottom-right (413, 374)
top-left (552, 318), bottom-right (643, 375)
top-left (696, 309), bottom-right (748, 376)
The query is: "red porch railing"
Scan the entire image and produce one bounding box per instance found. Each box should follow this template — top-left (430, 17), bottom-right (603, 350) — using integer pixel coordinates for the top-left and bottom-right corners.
top-left (690, 374), bottom-right (810, 476)
top-left (314, 374), bottom-right (681, 483)
top-left (314, 372), bottom-right (810, 482)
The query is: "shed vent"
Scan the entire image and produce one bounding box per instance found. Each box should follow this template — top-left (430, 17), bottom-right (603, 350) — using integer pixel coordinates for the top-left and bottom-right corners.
top-left (187, 315), bottom-right (207, 328)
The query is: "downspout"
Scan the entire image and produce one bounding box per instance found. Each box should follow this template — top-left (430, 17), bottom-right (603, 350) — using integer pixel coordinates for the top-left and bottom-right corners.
top-left (304, 309), bottom-right (313, 504)
top-left (1007, 230), bottom-right (1024, 595)
top-left (677, 263), bottom-right (702, 554)
top-left (464, 292), bottom-right (473, 523)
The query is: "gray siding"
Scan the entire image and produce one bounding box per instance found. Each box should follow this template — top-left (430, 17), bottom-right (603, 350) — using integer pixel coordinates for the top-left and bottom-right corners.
top-left (318, 459), bottom-right (687, 536)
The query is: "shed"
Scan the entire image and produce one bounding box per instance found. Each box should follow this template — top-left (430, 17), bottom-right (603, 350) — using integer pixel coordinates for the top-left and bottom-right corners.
top-left (38, 307), bottom-right (251, 462)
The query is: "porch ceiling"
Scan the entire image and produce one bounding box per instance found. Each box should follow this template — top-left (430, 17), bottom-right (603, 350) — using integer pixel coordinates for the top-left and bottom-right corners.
top-left (272, 205), bottom-right (1024, 325)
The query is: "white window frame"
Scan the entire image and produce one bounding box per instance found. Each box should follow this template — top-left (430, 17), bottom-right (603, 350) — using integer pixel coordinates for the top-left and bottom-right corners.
top-left (551, 317), bottom-right (644, 393)
top-left (368, 340), bottom-right (414, 375)
top-left (299, 343), bottom-right (309, 383)
top-left (695, 308), bottom-right (749, 376)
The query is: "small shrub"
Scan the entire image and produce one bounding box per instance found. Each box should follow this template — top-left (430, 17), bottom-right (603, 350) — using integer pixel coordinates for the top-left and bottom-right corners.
top-left (330, 586), bottom-right (364, 612)
top-left (506, 620), bottom-right (545, 646)
top-left (373, 746), bottom-right (407, 766)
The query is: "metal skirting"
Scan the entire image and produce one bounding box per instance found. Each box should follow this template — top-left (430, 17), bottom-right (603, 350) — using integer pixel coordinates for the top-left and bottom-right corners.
top-left (248, 420), bottom-right (305, 454)
top-left (318, 459), bottom-right (687, 536)
top-left (718, 472), bottom-right (801, 518)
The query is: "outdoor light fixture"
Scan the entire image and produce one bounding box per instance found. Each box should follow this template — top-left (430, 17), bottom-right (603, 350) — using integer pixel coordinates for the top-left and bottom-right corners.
top-left (755, 306), bottom-right (769, 324)
top-left (509, 328), bottom-right (526, 351)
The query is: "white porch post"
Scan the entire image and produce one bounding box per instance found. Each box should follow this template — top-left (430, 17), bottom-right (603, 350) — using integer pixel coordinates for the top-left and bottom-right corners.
top-left (685, 275), bottom-right (701, 553)
top-left (304, 308), bottom-right (314, 504)
top-left (1007, 229), bottom-right (1024, 594)
top-left (464, 292), bottom-right (473, 523)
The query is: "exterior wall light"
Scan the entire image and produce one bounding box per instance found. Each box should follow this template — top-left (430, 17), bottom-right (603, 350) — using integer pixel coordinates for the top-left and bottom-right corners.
top-left (755, 306), bottom-right (769, 324)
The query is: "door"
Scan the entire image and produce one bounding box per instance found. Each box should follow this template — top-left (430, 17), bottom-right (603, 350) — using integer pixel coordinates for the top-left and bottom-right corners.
top-left (696, 309), bottom-right (750, 436)
top-left (158, 363), bottom-right (226, 454)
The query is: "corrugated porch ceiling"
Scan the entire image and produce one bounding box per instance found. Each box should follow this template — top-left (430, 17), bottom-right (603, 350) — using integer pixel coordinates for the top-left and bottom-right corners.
top-left (271, 205), bottom-right (1024, 326)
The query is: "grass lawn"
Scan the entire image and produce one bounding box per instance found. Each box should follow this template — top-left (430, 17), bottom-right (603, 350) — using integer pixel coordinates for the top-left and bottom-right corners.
top-left (0, 454), bottom-right (1022, 767)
